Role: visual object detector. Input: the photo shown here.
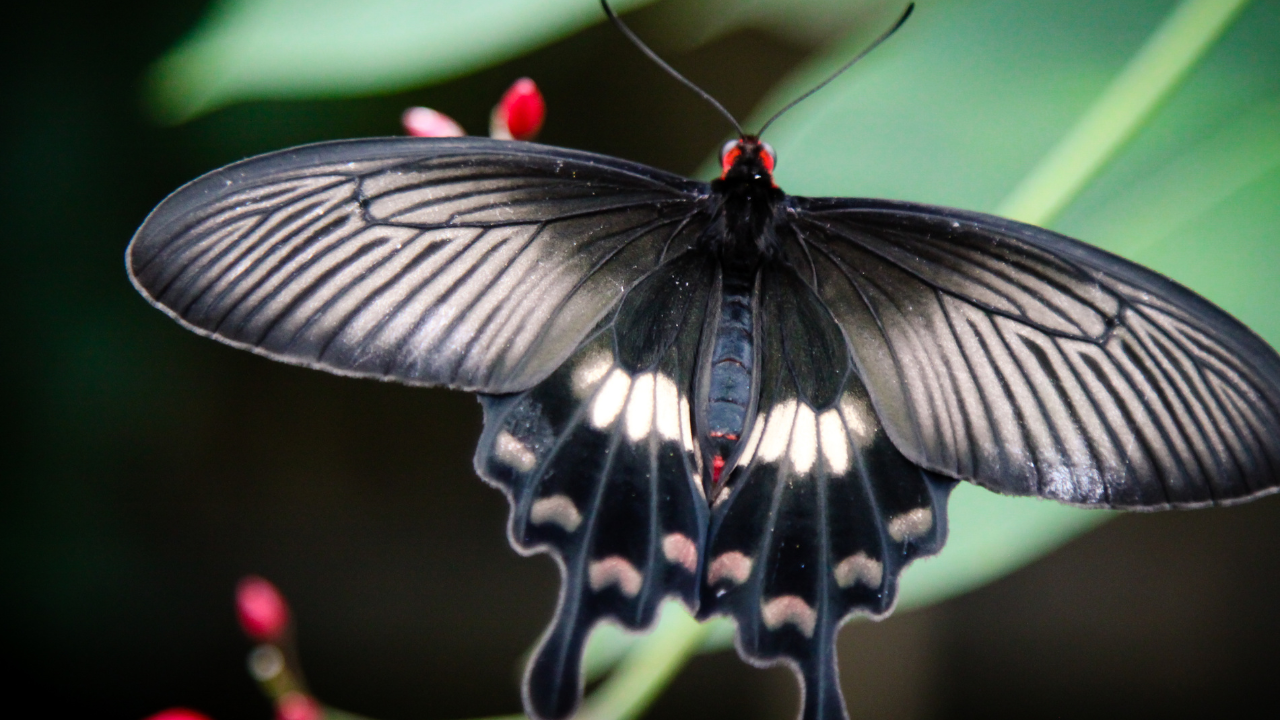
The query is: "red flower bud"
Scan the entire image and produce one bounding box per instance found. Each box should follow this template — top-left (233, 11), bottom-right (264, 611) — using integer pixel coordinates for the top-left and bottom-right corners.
top-left (276, 692), bottom-right (323, 720)
top-left (142, 709), bottom-right (215, 720)
top-left (235, 575), bottom-right (290, 642)
top-left (402, 106), bottom-right (466, 137)
top-left (491, 78), bottom-right (545, 141)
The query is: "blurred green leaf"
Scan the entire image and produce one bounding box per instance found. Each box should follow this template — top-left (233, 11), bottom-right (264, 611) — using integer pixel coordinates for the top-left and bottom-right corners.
top-left (997, 0), bottom-right (1251, 224)
top-left (649, 0), bottom-right (914, 49)
top-left (145, 0), bottom-right (653, 124)
top-left (745, 0), bottom-right (1278, 611)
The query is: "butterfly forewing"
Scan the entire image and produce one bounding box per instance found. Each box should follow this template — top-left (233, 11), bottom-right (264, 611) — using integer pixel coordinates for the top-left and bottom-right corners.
top-left (128, 137), bottom-right (709, 394)
top-left (474, 254), bottom-right (714, 719)
top-left (794, 197), bottom-right (1280, 508)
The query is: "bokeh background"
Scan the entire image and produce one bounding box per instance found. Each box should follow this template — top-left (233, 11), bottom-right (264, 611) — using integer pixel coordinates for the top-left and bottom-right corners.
top-left (3, 0), bottom-right (1279, 719)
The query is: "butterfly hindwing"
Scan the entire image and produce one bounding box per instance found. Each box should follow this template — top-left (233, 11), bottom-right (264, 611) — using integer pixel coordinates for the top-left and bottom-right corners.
top-left (474, 253), bottom-right (715, 719)
top-left (699, 263), bottom-right (954, 720)
top-left (127, 137), bottom-right (708, 394)
top-left (793, 197), bottom-right (1280, 508)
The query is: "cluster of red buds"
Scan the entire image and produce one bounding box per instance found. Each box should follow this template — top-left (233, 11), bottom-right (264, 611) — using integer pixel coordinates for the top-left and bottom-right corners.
top-left (403, 77), bottom-right (546, 141)
top-left (143, 576), bottom-right (328, 720)
top-left (141, 80), bottom-right (546, 720)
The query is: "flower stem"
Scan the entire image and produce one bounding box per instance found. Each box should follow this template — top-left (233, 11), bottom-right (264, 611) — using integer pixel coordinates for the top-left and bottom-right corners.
top-left (576, 603), bottom-right (711, 720)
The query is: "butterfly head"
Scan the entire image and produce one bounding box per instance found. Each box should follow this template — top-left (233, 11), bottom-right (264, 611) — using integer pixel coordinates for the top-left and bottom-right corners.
top-left (719, 137), bottom-right (777, 186)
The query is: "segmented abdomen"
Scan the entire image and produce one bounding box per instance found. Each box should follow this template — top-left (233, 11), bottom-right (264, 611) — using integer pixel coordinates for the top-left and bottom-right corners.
top-left (705, 267), bottom-right (755, 484)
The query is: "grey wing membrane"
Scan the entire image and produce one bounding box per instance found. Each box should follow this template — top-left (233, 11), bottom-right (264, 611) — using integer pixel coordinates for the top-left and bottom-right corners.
top-left (700, 264), bottom-right (954, 720)
top-left (475, 252), bottom-right (714, 720)
top-left (127, 137), bottom-right (709, 394)
top-left (793, 197), bottom-right (1280, 508)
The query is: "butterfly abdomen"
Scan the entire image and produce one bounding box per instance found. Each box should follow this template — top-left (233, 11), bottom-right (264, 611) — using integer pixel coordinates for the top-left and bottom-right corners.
top-left (704, 264), bottom-right (758, 491)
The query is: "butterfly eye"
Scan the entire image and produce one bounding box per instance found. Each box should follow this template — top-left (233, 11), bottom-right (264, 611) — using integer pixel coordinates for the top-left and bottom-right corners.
top-left (758, 141), bottom-right (777, 173)
top-left (720, 139), bottom-right (743, 175)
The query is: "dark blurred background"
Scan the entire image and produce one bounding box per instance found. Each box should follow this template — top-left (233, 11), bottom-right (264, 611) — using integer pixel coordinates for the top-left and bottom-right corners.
top-left (2, 1), bottom-right (1278, 719)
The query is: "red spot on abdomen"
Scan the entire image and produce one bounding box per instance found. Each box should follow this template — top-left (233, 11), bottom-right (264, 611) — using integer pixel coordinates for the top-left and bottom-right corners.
top-left (712, 455), bottom-right (726, 484)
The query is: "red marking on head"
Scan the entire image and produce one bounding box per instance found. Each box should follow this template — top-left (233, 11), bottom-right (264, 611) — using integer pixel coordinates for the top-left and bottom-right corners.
top-left (719, 140), bottom-right (743, 178)
top-left (708, 431), bottom-right (740, 440)
top-left (758, 145), bottom-right (776, 173)
top-left (712, 455), bottom-right (726, 484)
top-left (719, 138), bottom-right (778, 183)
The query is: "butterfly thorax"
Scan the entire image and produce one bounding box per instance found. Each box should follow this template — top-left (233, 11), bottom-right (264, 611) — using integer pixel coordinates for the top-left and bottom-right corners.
top-left (706, 137), bottom-right (787, 261)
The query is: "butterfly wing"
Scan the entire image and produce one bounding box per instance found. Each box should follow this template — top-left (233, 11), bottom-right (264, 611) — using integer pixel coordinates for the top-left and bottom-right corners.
top-left (700, 263), bottom-right (954, 720)
top-left (127, 136), bottom-right (709, 394)
top-left (791, 197), bottom-right (1280, 507)
top-left (475, 252), bottom-right (715, 719)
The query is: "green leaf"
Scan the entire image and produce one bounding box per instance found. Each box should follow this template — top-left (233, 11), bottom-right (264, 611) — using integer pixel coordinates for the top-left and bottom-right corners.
top-left (996, 0), bottom-right (1252, 225)
top-left (744, 0), bottom-right (1279, 612)
top-left (650, 0), bottom-right (915, 48)
top-left (145, 0), bottom-right (653, 124)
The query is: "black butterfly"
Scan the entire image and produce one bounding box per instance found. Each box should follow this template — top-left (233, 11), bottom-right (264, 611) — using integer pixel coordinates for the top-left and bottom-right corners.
top-left (126, 9), bottom-right (1280, 720)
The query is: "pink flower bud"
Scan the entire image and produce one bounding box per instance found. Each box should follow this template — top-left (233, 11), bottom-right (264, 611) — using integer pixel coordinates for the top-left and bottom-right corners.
top-left (143, 709), bottom-right (215, 720)
top-left (235, 575), bottom-right (290, 642)
top-left (490, 78), bottom-right (545, 141)
top-left (402, 106), bottom-right (467, 137)
top-left (276, 692), bottom-right (323, 720)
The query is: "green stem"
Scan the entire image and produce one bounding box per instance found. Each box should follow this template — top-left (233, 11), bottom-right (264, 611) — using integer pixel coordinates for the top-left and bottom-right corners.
top-left (576, 604), bottom-right (711, 720)
top-left (997, 0), bottom-right (1252, 226)
top-left (435, 604), bottom-right (710, 720)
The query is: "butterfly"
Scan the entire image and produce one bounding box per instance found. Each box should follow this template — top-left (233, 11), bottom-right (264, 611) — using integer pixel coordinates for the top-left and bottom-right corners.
top-left (125, 6), bottom-right (1280, 720)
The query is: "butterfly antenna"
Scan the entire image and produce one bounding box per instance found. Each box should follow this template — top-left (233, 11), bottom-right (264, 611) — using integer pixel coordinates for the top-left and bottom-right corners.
top-left (600, 0), bottom-right (745, 137)
top-left (757, 3), bottom-right (914, 136)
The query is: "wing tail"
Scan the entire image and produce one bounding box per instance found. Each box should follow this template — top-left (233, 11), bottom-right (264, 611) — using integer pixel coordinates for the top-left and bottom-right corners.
top-left (475, 258), bottom-right (712, 719)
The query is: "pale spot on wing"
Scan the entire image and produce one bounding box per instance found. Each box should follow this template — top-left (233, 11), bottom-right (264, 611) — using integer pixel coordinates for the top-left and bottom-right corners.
top-left (625, 372), bottom-right (655, 442)
top-left (833, 552), bottom-right (883, 588)
top-left (760, 595), bottom-right (817, 637)
top-left (707, 551), bottom-right (753, 585)
top-left (654, 373), bottom-right (681, 441)
top-left (679, 395), bottom-right (699, 458)
top-left (494, 430), bottom-right (536, 472)
top-left (817, 409), bottom-right (850, 475)
top-left (757, 399), bottom-right (798, 463)
top-left (838, 393), bottom-right (872, 444)
top-left (789, 403), bottom-right (818, 474)
top-left (572, 351), bottom-right (614, 398)
top-left (590, 369), bottom-right (631, 429)
top-left (588, 556), bottom-right (644, 597)
top-left (661, 533), bottom-right (699, 573)
top-left (736, 413), bottom-right (766, 468)
top-left (678, 395), bottom-right (695, 451)
top-left (887, 508), bottom-right (934, 542)
top-left (529, 495), bottom-right (582, 532)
